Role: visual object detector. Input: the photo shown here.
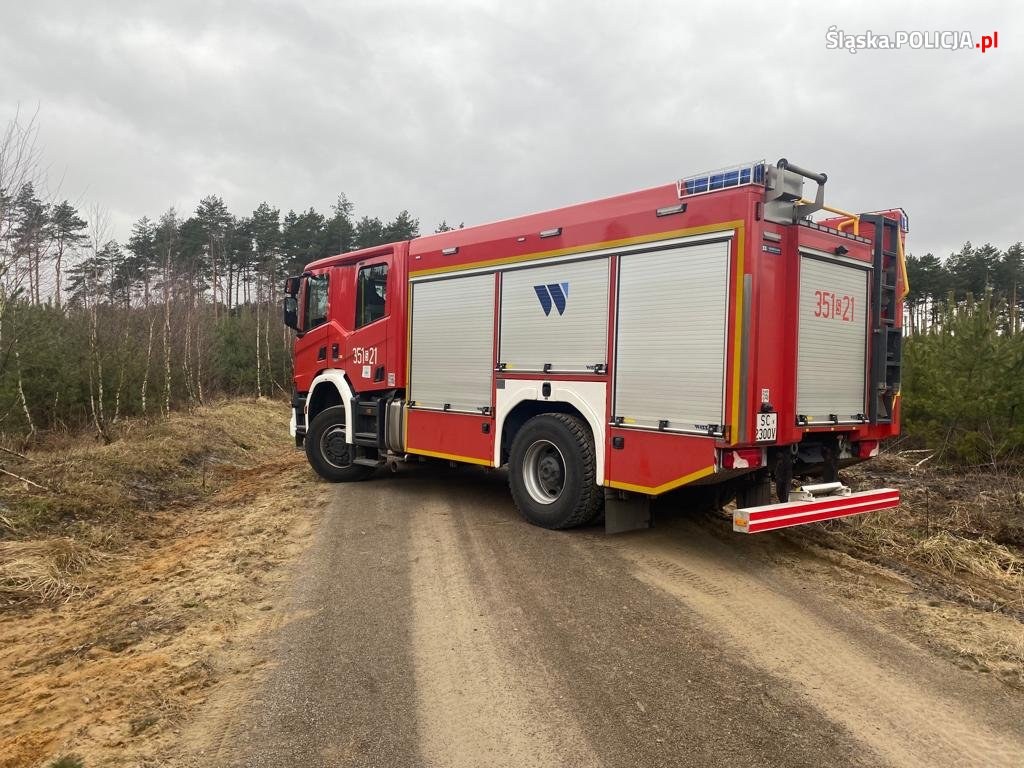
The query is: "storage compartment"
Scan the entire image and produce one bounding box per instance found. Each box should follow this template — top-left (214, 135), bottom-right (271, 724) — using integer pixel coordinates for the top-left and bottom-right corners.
top-left (796, 252), bottom-right (870, 423)
top-left (410, 273), bottom-right (495, 412)
top-left (498, 258), bottom-right (609, 373)
top-left (613, 239), bottom-right (731, 433)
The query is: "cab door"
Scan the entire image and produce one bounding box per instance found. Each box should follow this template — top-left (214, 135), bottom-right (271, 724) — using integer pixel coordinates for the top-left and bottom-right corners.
top-left (292, 269), bottom-right (333, 394)
top-left (342, 252), bottom-right (395, 393)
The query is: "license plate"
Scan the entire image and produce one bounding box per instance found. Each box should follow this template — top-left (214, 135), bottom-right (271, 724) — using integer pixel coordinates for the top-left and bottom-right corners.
top-left (755, 412), bottom-right (778, 442)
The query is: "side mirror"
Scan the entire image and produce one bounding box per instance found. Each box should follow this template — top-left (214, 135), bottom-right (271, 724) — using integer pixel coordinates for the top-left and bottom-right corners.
top-left (284, 275), bottom-right (301, 295)
top-left (283, 295), bottom-right (299, 331)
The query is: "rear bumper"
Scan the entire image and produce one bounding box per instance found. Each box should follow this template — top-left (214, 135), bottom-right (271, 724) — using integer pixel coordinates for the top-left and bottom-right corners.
top-left (733, 488), bottom-right (900, 534)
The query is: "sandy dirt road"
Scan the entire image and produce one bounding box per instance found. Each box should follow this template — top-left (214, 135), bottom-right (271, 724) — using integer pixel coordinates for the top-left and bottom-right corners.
top-left (175, 463), bottom-right (1024, 768)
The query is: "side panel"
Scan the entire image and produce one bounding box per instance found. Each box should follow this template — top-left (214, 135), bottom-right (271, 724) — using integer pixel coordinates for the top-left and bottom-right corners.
top-left (614, 239), bottom-right (731, 433)
top-left (499, 258), bottom-right (609, 372)
top-left (796, 253), bottom-right (869, 423)
top-left (606, 429), bottom-right (718, 494)
top-left (409, 273), bottom-right (494, 412)
top-left (405, 409), bottom-right (494, 465)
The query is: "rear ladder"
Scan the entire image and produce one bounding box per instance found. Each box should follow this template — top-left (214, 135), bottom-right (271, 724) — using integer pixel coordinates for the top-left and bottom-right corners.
top-left (863, 214), bottom-right (902, 423)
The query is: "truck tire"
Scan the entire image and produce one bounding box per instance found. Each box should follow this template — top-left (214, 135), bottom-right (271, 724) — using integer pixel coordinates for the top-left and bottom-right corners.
top-left (305, 405), bottom-right (375, 482)
top-left (736, 473), bottom-right (772, 508)
top-left (508, 413), bottom-right (602, 529)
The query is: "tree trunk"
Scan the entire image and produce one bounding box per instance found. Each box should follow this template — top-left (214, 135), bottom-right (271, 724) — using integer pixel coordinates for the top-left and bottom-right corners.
top-left (182, 304), bottom-right (195, 407)
top-left (141, 314), bottom-right (155, 414)
top-left (226, 261), bottom-right (233, 312)
top-left (255, 295), bottom-right (262, 398)
top-left (11, 318), bottom-right (35, 437)
top-left (163, 307), bottom-right (172, 416)
top-left (211, 246), bottom-right (219, 320)
top-left (265, 299), bottom-right (274, 391)
top-left (54, 242), bottom-right (64, 309)
top-left (196, 310), bottom-right (204, 405)
top-left (87, 292), bottom-right (109, 443)
top-left (112, 318), bottom-right (131, 423)
top-left (34, 244), bottom-right (41, 305)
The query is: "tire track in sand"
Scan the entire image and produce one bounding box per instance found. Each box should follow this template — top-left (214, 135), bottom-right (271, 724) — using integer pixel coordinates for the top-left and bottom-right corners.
top-left (614, 522), bottom-right (1024, 768)
top-left (408, 501), bottom-right (598, 768)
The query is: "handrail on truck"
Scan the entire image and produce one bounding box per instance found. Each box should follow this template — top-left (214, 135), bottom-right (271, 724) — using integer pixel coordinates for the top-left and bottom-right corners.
top-left (797, 198), bottom-right (862, 237)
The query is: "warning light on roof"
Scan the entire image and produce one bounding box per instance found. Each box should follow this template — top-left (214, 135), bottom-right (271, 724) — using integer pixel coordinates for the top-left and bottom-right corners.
top-left (677, 161), bottom-right (766, 198)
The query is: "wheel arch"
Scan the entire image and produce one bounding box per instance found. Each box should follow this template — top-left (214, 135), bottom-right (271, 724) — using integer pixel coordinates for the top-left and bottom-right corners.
top-left (495, 380), bottom-right (606, 484)
top-left (307, 370), bottom-right (355, 444)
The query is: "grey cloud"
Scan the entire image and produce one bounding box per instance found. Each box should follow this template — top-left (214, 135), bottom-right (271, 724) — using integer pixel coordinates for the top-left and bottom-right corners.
top-left (0, 0), bottom-right (1019, 257)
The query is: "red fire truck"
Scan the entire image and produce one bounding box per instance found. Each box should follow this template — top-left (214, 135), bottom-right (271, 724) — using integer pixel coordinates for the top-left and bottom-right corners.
top-left (283, 159), bottom-right (905, 534)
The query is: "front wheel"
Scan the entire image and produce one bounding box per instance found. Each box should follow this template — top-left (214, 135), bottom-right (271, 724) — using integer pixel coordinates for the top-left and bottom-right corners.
top-left (508, 413), bottom-right (602, 529)
top-left (304, 405), bottom-right (375, 482)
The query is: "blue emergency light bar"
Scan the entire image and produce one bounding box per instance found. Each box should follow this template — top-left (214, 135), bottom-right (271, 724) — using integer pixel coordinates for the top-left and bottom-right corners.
top-left (678, 161), bottom-right (766, 197)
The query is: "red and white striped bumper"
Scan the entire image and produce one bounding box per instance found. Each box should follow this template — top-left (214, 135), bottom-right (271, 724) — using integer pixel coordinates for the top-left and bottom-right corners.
top-left (733, 488), bottom-right (900, 534)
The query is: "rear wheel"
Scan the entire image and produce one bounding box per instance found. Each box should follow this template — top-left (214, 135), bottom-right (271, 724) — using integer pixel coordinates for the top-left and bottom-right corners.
top-left (736, 472), bottom-right (772, 508)
top-left (305, 405), bottom-right (375, 482)
top-left (508, 413), bottom-right (602, 529)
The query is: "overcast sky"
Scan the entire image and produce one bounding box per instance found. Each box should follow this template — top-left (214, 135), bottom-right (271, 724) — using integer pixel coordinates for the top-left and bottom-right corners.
top-left (0, 1), bottom-right (1019, 258)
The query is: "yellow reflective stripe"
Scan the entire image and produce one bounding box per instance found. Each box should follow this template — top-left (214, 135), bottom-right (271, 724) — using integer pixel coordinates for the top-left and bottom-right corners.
top-left (607, 464), bottom-right (716, 495)
top-left (404, 447), bottom-right (493, 467)
top-left (730, 224), bottom-right (745, 444)
top-left (409, 222), bottom-right (743, 277)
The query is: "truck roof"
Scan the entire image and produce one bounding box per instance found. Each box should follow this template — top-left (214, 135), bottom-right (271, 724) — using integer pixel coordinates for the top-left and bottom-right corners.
top-left (304, 179), bottom-right (685, 272)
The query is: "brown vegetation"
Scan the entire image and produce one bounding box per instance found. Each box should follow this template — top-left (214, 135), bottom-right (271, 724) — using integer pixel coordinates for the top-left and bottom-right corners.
top-left (820, 453), bottom-right (1024, 615)
top-left (782, 452), bottom-right (1024, 688)
top-left (0, 399), bottom-right (327, 768)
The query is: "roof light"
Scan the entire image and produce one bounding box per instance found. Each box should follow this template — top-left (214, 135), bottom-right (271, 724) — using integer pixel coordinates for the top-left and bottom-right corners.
top-left (539, 227), bottom-right (562, 238)
top-left (656, 203), bottom-right (687, 217)
top-left (677, 161), bottom-right (766, 198)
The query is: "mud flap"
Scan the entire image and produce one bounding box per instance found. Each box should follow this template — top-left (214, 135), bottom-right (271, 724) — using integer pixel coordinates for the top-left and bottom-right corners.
top-left (604, 489), bottom-right (651, 534)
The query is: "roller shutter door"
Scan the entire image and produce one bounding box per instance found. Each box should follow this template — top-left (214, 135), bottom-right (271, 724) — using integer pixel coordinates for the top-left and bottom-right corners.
top-left (614, 240), bottom-right (731, 433)
top-left (410, 274), bottom-right (494, 412)
top-left (499, 258), bottom-right (609, 373)
top-left (796, 254), bottom-right (869, 423)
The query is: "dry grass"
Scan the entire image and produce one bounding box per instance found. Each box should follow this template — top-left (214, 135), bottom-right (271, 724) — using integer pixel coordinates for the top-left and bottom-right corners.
top-left (0, 397), bottom-right (291, 605)
top-left (0, 396), bottom-right (320, 766)
top-left (0, 538), bottom-right (108, 602)
top-left (794, 453), bottom-right (1024, 616)
top-left (774, 452), bottom-right (1024, 689)
top-left (906, 532), bottom-right (1023, 584)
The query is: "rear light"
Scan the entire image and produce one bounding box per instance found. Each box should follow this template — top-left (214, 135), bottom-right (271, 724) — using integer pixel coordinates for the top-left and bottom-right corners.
top-left (854, 440), bottom-right (880, 459)
top-left (721, 448), bottom-right (764, 469)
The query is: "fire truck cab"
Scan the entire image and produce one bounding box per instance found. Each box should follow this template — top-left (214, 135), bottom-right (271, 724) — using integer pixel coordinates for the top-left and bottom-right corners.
top-left (284, 159), bottom-right (904, 534)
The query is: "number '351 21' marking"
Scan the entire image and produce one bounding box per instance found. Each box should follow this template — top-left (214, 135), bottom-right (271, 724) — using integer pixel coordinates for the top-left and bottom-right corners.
top-left (814, 290), bottom-right (855, 322)
top-left (353, 346), bottom-right (377, 365)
